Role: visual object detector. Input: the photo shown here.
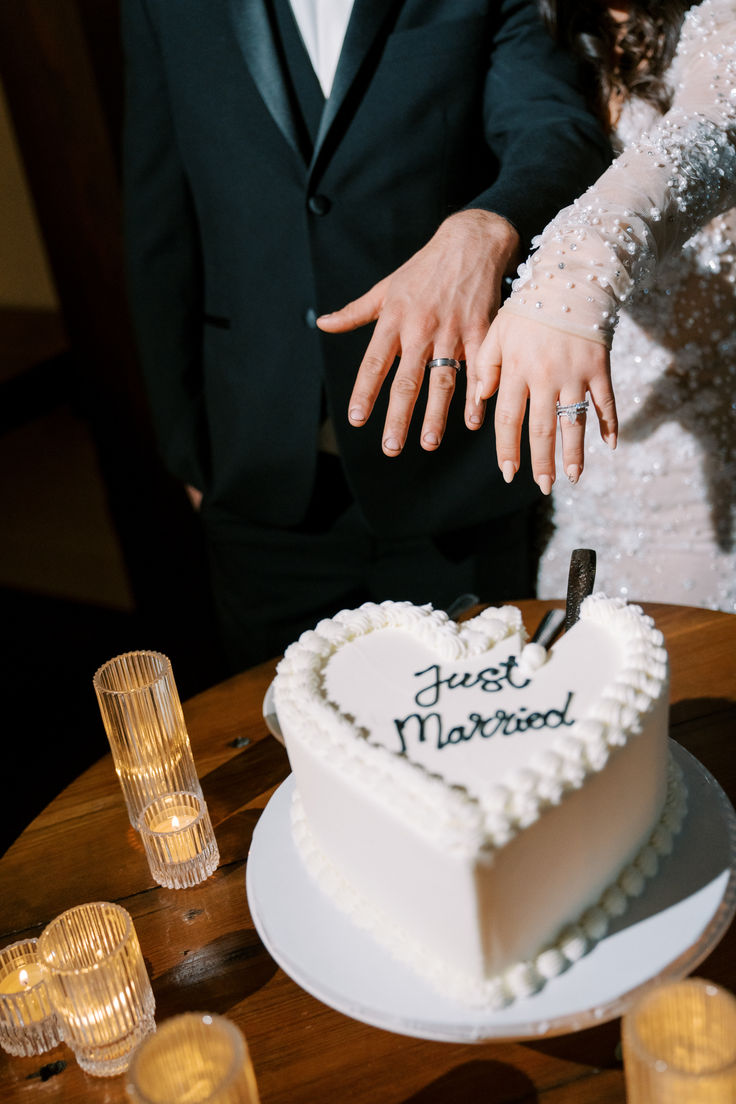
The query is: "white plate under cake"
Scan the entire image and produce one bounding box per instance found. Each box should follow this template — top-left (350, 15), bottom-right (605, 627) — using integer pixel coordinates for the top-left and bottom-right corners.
top-left (273, 595), bottom-right (685, 1007)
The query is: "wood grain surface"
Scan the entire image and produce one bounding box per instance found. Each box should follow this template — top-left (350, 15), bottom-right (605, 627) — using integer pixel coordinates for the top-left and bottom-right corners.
top-left (1, 600), bottom-right (734, 1103)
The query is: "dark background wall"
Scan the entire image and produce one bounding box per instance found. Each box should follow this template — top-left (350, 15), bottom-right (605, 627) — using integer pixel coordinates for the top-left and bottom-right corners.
top-left (0, 2), bottom-right (227, 855)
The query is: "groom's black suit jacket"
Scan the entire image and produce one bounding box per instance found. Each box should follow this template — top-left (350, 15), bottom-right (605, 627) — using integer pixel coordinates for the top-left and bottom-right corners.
top-left (123, 0), bottom-right (610, 539)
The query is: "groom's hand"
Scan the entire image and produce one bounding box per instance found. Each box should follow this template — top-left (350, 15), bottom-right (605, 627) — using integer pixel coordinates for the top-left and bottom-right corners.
top-left (317, 209), bottom-right (520, 455)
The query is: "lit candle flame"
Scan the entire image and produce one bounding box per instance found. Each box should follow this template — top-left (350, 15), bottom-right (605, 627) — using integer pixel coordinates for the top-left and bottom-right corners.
top-left (171, 815), bottom-right (180, 829)
top-left (18, 968), bottom-right (29, 989)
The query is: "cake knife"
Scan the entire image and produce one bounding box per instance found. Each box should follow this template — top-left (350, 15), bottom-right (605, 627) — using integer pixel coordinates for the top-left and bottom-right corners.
top-left (530, 607), bottom-right (565, 648)
top-left (530, 548), bottom-right (597, 648)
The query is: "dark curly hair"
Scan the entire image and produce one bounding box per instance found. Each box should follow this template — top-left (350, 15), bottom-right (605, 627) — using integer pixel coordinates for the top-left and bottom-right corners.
top-left (538, 2), bottom-right (694, 127)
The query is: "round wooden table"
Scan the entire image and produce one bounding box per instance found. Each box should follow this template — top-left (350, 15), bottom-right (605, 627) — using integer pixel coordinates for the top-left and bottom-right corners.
top-left (1, 600), bottom-right (734, 1103)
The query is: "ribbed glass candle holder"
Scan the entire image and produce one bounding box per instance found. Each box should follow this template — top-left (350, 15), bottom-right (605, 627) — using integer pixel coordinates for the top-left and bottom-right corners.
top-left (139, 792), bottom-right (220, 889)
top-left (38, 901), bottom-right (155, 1077)
top-left (93, 650), bottom-right (202, 828)
top-left (623, 978), bottom-right (736, 1103)
top-left (0, 939), bottom-right (63, 1057)
top-left (127, 1012), bottom-right (260, 1104)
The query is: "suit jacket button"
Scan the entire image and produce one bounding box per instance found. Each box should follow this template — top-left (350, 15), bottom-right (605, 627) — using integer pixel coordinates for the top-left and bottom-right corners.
top-left (308, 194), bottom-right (331, 216)
top-left (305, 308), bottom-right (319, 329)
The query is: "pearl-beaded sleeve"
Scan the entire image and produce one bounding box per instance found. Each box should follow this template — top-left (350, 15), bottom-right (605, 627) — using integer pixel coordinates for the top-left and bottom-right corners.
top-left (499, 0), bottom-right (736, 349)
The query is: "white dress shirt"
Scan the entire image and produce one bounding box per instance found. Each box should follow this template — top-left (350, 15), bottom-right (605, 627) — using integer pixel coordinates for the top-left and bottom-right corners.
top-left (288, 0), bottom-right (354, 97)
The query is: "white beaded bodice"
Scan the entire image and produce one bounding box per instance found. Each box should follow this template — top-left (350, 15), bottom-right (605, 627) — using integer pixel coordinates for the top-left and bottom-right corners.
top-left (510, 0), bottom-right (736, 610)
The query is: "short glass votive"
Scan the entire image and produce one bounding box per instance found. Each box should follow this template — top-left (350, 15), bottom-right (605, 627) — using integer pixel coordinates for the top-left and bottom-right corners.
top-left (623, 977), bottom-right (736, 1103)
top-left (93, 650), bottom-right (202, 828)
top-left (139, 792), bottom-right (219, 889)
top-left (0, 938), bottom-right (62, 1057)
top-left (38, 901), bottom-right (155, 1077)
top-left (127, 1012), bottom-right (260, 1104)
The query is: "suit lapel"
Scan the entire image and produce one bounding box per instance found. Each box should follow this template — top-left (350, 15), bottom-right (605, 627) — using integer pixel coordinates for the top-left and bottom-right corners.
top-left (311, 0), bottom-right (397, 169)
top-left (229, 0), bottom-right (399, 169)
top-left (228, 0), bottom-right (302, 160)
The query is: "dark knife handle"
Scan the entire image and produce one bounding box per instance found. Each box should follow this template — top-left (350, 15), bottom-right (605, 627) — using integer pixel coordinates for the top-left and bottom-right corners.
top-left (564, 548), bottom-right (597, 631)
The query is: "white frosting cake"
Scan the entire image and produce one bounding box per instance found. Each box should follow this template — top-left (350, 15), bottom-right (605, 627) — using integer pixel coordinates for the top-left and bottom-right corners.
top-left (274, 595), bottom-right (685, 1007)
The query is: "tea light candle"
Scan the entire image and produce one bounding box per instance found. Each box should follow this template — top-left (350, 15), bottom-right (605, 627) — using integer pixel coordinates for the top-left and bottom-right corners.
top-left (149, 810), bottom-right (197, 863)
top-left (0, 939), bottom-right (62, 1057)
top-left (140, 792), bottom-right (219, 889)
top-left (38, 901), bottom-right (155, 1078)
top-left (0, 963), bottom-right (44, 1018)
top-left (127, 1012), bottom-right (260, 1104)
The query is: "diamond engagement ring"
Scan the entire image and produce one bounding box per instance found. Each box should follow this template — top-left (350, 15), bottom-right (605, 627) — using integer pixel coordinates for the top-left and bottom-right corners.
top-left (426, 357), bottom-right (462, 372)
top-left (556, 399), bottom-right (590, 424)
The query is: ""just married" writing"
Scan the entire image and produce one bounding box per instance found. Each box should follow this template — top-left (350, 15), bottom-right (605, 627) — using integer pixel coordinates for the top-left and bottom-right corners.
top-left (392, 658), bottom-right (575, 753)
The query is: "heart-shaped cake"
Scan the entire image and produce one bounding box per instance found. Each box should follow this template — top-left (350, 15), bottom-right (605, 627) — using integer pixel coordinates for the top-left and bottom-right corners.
top-left (274, 595), bottom-right (685, 1007)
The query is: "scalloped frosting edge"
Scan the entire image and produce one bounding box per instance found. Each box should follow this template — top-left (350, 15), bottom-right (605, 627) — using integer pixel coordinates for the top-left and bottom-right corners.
top-left (274, 595), bottom-right (670, 857)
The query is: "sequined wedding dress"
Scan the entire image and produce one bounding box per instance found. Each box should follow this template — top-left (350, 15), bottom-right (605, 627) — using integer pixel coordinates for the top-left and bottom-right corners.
top-left (501, 0), bottom-right (736, 610)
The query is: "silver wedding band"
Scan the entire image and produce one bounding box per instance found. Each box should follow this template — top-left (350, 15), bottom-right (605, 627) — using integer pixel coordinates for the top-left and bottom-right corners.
top-left (556, 399), bottom-right (589, 425)
top-left (426, 357), bottom-right (462, 372)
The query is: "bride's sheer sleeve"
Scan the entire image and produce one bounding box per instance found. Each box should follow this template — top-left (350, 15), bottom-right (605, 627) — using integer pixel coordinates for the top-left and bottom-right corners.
top-left (499, 0), bottom-right (736, 349)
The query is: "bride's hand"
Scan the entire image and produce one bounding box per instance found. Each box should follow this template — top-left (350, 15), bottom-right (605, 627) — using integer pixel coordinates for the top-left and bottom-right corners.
top-left (474, 309), bottom-right (618, 493)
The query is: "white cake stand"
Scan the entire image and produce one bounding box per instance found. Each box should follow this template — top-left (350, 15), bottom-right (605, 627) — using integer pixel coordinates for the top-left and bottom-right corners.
top-left (245, 741), bottom-right (736, 1042)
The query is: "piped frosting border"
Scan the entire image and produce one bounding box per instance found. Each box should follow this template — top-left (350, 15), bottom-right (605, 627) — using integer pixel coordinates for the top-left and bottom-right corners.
top-left (274, 595), bottom-right (671, 856)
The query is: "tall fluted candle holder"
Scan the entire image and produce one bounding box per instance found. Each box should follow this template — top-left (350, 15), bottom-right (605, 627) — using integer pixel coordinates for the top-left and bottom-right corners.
top-left (623, 977), bottom-right (736, 1102)
top-left (139, 791), bottom-right (219, 889)
top-left (94, 650), bottom-right (202, 828)
top-left (0, 939), bottom-right (62, 1057)
top-left (38, 901), bottom-right (155, 1077)
top-left (127, 1012), bottom-right (260, 1104)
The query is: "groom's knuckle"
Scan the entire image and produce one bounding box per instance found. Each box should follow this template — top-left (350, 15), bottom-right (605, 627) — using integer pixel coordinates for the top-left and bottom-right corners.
top-left (495, 406), bottom-right (519, 430)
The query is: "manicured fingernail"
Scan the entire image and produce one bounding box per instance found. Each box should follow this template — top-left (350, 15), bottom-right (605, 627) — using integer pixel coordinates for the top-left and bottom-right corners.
top-left (502, 460), bottom-right (516, 484)
top-left (566, 464), bottom-right (582, 484)
top-left (349, 407), bottom-right (365, 423)
top-left (383, 436), bottom-right (401, 453)
top-left (474, 381), bottom-right (484, 405)
top-left (468, 412), bottom-right (483, 426)
top-left (537, 474), bottom-right (553, 495)
top-left (605, 432), bottom-right (617, 451)
top-left (422, 431), bottom-right (439, 447)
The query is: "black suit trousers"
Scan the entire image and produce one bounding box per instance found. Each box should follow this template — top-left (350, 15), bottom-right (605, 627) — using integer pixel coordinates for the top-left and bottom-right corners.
top-left (202, 455), bottom-right (540, 672)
